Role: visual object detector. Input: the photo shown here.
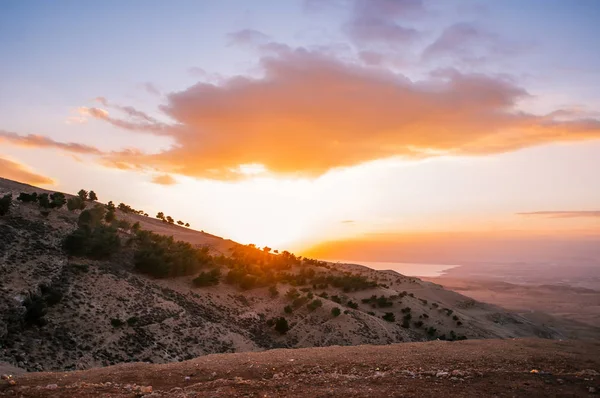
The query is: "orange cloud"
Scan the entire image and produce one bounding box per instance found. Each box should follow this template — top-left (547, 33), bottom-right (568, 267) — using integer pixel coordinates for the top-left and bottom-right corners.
top-left (3, 48), bottom-right (600, 181)
top-left (94, 48), bottom-right (600, 179)
top-left (0, 130), bottom-right (102, 154)
top-left (517, 211), bottom-right (600, 218)
top-left (151, 174), bottom-right (177, 185)
top-left (0, 156), bottom-right (54, 186)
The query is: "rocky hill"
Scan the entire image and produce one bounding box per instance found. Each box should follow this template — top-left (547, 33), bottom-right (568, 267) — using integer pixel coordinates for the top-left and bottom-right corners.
top-left (0, 178), bottom-right (562, 373)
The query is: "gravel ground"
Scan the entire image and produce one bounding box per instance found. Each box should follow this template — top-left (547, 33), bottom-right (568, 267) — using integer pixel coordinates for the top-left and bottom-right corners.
top-left (1, 338), bottom-right (599, 397)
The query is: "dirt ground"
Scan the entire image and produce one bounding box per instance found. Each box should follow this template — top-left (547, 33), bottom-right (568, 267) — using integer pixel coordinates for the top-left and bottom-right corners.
top-left (1, 338), bottom-right (599, 397)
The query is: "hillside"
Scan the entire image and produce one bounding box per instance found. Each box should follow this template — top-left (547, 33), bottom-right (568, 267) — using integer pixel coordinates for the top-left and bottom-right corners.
top-left (2, 339), bottom-right (599, 397)
top-left (0, 178), bottom-right (562, 373)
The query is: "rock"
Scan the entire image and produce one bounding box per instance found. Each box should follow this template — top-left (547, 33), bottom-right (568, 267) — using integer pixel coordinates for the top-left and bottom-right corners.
top-left (1, 374), bottom-right (10, 380)
top-left (8, 379), bottom-right (17, 386)
top-left (184, 376), bottom-right (191, 381)
top-left (577, 369), bottom-right (599, 377)
top-left (138, 385), bottom-right (153, 394)
top-left (436, 371), bottom-right (449, 378)
top-left (46, 384), bottom-right (58, 390)
top-left (451, 370), bottom-right (465, 377)
top-left (589, 387), bottom-right (597, 393)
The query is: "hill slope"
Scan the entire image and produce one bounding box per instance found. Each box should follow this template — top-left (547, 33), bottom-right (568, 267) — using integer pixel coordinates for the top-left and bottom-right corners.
top-left (2, 339), bottom-right (599, 397)
top-left (0, 178), bottom-right (562, 373)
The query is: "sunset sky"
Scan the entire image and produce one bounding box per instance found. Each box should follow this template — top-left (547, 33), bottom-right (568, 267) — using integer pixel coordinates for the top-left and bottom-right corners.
top-left (1, 0), bottom-right (599, 260)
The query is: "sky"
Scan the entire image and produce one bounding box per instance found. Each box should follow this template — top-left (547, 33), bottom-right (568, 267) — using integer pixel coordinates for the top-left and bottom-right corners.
top-left (1, 0), bottom-right (599, 262)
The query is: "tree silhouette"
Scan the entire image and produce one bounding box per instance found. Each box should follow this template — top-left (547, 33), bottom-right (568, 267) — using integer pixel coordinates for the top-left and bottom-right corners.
top-left (166, 216), bottom-right (174, 224)
top-left (156, 212), bottom-right (165, 220)
top-left (185, 222), bottom-right (190, 227)
top-left (177, 220), bottom-right (184, 225)
top-left (77, 189), bottom-right (88, 200)
top-left (88, 191), bottom-right (98, 201)
top-left (0, 194), bottom-right (12, 216)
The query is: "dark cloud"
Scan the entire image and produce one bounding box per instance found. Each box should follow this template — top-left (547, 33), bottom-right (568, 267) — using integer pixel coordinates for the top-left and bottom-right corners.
top-left (227, 29), bottom-right (271, 46)
top-left (422, 22), bottom-right (526, 65)
top-left (344, 0), bottom-right (423, 46)
top-left (141, 82), bottom-right (161, 96)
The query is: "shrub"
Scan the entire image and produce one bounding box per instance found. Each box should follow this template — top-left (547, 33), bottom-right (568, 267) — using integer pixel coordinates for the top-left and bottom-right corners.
top-left (39, 284), bottom-right (63, 306)
top-left (37, 193), bottom-right (51, 209)
top-left (307, 299), bottom-right (323, 311)
top-left (382, 312), bottom-right (395, 322)
top-left (78, 189), bottom-right (88, 201)
top-left (269, 285), bottom-right (279, 297)
top-left (401, 307), bottom-right (412, 314)
top-left (426, 327), bottom-right (437, 337)
top-left (111, 318), bottom-right (124, 327)
top-left (133, 230), bottom-right (212, 278)
top-left (413, 320), bottom-right (424, 328)
top-left (23, 292), bottom-right (47, 326)
top-left (347, 301), bottom-right (358, 309)
top-left (78, 205), bottom-right (106, 230)
top-left (367, 311), bottom-right (375, 316)
top-left (177, 220), bottom-right (184, 226)
top-left (403, 313), bottom-right (412, 321)
top-left (452, 315), bottom-right (459, 321)
top-left (185, 223), bottom-right (190, 227)
top-left (284, 305), bottom-right (293, 314)
top-left (63, 224), bottom-right (121, 259)
top-left (40, 210), bottom-right (50, 218)
top-left (331, 307), bottom-right (341, 317)
top-left (88, 191), bottom-right (98, 201)
top-left (104, 209), bottom-right (115, 223)
top-left (131, 221), bottom-right (141, 233)
top-left (274, 317), bottom-right (290, 334)
top-left (126, 317), bottom-right (138, 326)
top-left (286, 288), bottom-right (300, 300)
top-left (50, 192), bottom-right (66, 208)
top-left (331, 295), bottom-right (342, 304)
top-left (67, 197), bottom-right (86, 211)
top-left (193, 268), bottom-right (221, 287)
top-left (166, 216), bottom-right (174, 224)
top-left (106, 201), bottom-right (116, 211)
top-left (401, 319), bottom-right (410, 328)
top-left (240, 275), bottom-right (257, 290)
top-left (17, 192), bottom-right (38, 203)
top-left (456, 321), bottom-right (463, 326)
top-left (117, 219), bottom-right (131, 230)
top-left (292, 296), bottom-right (309, 309)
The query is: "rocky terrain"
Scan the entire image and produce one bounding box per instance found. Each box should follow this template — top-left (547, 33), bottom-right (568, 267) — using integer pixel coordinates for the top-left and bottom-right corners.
top-left (0, 178), bottom-right (563, 374)
top-left (1, 339), bottom-right (599, 397)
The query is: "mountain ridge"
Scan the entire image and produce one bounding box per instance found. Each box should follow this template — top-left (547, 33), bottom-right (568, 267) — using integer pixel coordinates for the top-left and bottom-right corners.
top-left (0, 177), bottom-right (562, 373)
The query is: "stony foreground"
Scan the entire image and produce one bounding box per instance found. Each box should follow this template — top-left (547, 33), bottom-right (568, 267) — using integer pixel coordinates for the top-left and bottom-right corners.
top-left (1, 338), bottom-right (599, 397)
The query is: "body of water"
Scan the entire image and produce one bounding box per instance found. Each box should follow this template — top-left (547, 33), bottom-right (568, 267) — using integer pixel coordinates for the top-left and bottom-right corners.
top-left (327, 260), bottom-right (460, 277)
